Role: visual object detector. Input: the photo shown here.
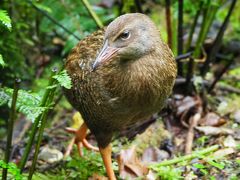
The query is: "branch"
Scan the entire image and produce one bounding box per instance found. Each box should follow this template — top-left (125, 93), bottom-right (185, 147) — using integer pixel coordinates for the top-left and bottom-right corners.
top-left (27, 0), bottom-right (81, 40)
top-left (81, 0), bottom-right (104, 28)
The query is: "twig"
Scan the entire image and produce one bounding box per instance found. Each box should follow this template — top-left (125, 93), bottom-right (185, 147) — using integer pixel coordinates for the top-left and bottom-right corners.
top-left (177, 0), bottom-right (184, 76)
top-left (208, 56), bottom-right (235, 93)
top-left (27, 0), bottom-right (81, 40)
top-left (217, 84), bottom-right (240, 94)
top-left (2, 79), bottom-right (20, 180)
top-left (81, 0), bottom-right (104, 28)
top-left (175, 77), bottom-right (240, 94)
top-left (201, 0), bottom-right (237, 77)
top-left (185, 112), bottom-right (201, 154)
top-left (175, 51), bottom-right (192, 61)
top-left (151, 145), bottom-right (219, 168)
top-left (165, 0), bottom-right (172, 49)
top-left (186, 57), bottom-right (194, 94)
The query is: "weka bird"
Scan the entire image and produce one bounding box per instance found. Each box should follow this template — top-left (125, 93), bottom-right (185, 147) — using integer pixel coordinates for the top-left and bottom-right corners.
top-left (64, 13), bottom-right (177, 179)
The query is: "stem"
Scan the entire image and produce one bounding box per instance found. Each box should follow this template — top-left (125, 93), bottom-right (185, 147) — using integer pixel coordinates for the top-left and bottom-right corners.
top-left (186, 57), bottom-right (194, 94)
top-left (81, 0), bottom-right (103, 28)
top-left (201, 0), bottom-right (237, 77)
top-left (134, 0), bottom-right (143, 13)
top-left (172, 7), bottom-right (178, 56)
top-left (177, 0), bottom-right (184, 75)
top-left (151, 145), bottom-right (219, 168)
top-left (175, 51), bottom-right (192, 61)
top-left (28, 83), bottom-right (57, 180)
top-left (19, 70), bottom-right (57, 172)
top-left (2, 79), bottom-right (20, 180)
top-left (193, 0), bottom-right (221, 58)
top-left (27, 0), bottom-right (81, 40)
top-left (185, 1), bottom-right (203, 52)
top-left (208, 56), bottom-right (235, 93)
top-left (165, 0), bottom-right (172, 49)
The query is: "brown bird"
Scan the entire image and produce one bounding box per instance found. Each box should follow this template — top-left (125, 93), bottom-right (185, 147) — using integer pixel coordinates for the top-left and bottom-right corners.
top-left (64, 13), bottom-right (177, 179)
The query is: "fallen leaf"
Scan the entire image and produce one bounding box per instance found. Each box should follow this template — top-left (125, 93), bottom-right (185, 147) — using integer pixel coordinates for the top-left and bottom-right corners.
top-left (200, 112), bottom-right (226, 126)
top-left (223, 135), bottom-right (237, 148)
top-left (234, 110), bottom-right (240, 123)
top-left (213, 148), bottom-right (235, 158)
top-left (176, 96), bottom-right (198, 116)
top-left (71, 112), bottom-right (84, 129)
top-left (89, 173), bottom-right (108, 180)
top-left (145, 170), bottom-right (157, 180)
top-left (117, 146), bottom-right (148, 179)
top-left (142, 147), bottom-right (170, 163)
top-left (195, 126), bottom-right (234, 135)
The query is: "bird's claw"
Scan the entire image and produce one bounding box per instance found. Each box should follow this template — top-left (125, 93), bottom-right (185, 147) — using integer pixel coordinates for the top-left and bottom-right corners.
top-left (64, 126), bottom-right (99, 158)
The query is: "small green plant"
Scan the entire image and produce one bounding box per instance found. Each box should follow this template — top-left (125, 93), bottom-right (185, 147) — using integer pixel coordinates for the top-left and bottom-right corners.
top-left (0, 160), bottom-right (23, 180)
top-left (156, 166), bottom-right (183, 180)
top-left (193, 163), bottom-right (209, 175)
top-left (0, 9), bottom-right (11, 67)
top-left (66, 150), bottom-right (105, 179)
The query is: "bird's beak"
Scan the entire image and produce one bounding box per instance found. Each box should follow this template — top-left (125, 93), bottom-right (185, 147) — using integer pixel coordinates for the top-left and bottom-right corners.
top-left (92, 40), bottom-right (119, 71)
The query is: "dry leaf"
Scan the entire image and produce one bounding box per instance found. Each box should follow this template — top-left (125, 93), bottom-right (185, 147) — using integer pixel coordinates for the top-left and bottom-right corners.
top-left (213, 148), bottom-right (235, 158)
top-left (234, 110), bottom-right (240, 123)
top-left (117, 146), bottom-right (148, 179)
top-left (223, 135), bottom-right (237, 148)
top-left (142, 147), bottom-right (170, 163)
top-left (176, 96), bottom-right (198, 116)
top-left (195, 126), bottom-right (234, 135)
top-left (88, 173), bottom-right (108, 180)
top-left (200, 112), bottom-right (226, 126)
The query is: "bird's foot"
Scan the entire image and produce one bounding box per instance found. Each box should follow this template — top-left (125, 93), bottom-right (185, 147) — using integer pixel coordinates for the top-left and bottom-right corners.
top-left (64, 123), bottom-right (99, 157)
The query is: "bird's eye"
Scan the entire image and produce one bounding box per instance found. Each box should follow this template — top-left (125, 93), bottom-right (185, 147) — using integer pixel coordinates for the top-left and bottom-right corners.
top-left (120, 30), bottom-right (130, 40)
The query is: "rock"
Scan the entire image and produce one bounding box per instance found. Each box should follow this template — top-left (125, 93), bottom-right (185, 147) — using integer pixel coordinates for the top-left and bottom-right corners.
top-left (223, 135), bottom-right (237, 148)
top-left (38, 146), bottom-right (63, 163)
top-left (234, 110), bottom-right (240, 123)
top-left (142, 147), bottom-right (170, 163)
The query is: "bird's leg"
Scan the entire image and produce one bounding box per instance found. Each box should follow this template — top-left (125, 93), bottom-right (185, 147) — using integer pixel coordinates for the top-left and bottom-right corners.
top-left (99, 144), bottom-right (116, 180)
top-left (64, 122), bottom-right (98, 157)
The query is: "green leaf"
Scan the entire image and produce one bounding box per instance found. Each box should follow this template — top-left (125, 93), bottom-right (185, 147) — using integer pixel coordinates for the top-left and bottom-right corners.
top-left (193, 163), bottom-right (206, 169)
top-left (0, 88), bottom-right (47, 122)
top-left (33, 2), bottom-right (52, 13)
top-left (207, 160), bottom-right (225, 170)
top-left (0, 54), bottom-right (6, 67)
top-left (0, 160), bottom-right (23, 180)
top-left (0, 10), bottom-right (12, 31)
top-left (156, 166), bottom-right (183, 180)
top-left (53, 70), bottom-right (72, 89)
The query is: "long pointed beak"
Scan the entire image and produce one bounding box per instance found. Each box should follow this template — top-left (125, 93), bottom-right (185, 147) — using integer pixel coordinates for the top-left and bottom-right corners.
top-left (92, 40), bottom-right (119, 71)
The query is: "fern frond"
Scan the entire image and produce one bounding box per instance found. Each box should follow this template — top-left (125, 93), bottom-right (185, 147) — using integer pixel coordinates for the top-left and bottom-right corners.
top-left (0, 88), bottom-right (48, 121)
top-left (0, 10), bottom-right (12, 31)
top-left (53, 69), bottom-right (72, 89)
top-left (0, 54), bottom-right (6, 67)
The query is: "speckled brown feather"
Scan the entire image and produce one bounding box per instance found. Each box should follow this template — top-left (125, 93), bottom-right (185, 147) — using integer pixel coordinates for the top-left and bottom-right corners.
top-left (64, 14), bottom-right (177, 148)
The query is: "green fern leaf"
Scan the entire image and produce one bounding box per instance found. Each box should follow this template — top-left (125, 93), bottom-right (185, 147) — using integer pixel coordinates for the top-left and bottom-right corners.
top-left (0, 54), bottom-right (6, 67)
top-left (53, 69), bottom-right (72, 89)
top-left (0, 10), bottom-right (12, 31)
top-left (0, 88), bottom-right (48, 122)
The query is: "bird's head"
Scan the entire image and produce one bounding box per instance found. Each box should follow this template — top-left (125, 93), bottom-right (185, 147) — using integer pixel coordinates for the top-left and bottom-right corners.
top-left (92, 13), bottom-right (161, 71)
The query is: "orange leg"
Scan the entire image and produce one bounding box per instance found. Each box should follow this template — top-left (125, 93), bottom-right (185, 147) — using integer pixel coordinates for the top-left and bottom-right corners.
top-left (99, 145), bottom-right (116, 180)
top-left (64, 122), bottom-right (98, 157)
